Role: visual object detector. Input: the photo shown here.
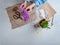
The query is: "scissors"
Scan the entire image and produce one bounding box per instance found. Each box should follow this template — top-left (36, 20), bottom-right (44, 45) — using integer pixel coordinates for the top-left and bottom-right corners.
top-left (20, 1), bottom-right (35, 13)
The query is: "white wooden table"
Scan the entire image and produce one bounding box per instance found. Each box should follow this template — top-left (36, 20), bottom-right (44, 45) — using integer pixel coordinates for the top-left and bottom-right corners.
top-left (0, 0), bottom-right (60, 45)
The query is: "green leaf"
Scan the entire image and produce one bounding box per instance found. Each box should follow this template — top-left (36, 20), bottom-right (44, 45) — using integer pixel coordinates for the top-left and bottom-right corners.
top-left (41, 21), bottom-right (48, 28)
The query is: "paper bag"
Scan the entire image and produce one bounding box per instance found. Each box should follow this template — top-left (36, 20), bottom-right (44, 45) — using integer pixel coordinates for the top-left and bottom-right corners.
top-left (6, 3), bottom-right (36, 29)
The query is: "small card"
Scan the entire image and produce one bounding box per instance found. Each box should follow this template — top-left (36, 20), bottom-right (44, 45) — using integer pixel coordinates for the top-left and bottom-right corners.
top-left (6, 3), bottom-right (37, 29)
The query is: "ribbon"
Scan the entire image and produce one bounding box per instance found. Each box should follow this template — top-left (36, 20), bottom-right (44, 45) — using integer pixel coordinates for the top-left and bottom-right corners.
top-left (26, 0), bottom-right (47, 7)
top-left (33, 0), bottom-right (47, 7)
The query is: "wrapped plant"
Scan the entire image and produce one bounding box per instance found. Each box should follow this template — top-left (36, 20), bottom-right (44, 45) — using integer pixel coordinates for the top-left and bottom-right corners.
top-left (39, 19), bottom-right (50, 28)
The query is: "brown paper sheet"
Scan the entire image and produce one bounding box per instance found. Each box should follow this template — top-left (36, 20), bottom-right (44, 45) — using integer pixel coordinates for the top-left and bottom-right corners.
top-left (39, 2), bottom-right (56, 19)
top-left (6, 3), bottom-right (37, 29)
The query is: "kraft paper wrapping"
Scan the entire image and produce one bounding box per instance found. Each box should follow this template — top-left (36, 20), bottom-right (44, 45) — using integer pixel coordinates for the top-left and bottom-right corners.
top-left (39, 2), bottom-right (56, 19)
top-left (6, 3), bottom-right (37, 29)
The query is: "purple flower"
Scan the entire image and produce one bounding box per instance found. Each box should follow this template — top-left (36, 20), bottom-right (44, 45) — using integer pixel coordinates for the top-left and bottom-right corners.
top-left (19, 6), bottom-right (30, 21)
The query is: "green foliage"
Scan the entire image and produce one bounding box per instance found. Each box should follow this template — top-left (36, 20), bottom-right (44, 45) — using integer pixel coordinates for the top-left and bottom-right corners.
top-left (41, 20), bottom-right (48, 28)
top-left (39, 19), bottom-right (50, 28)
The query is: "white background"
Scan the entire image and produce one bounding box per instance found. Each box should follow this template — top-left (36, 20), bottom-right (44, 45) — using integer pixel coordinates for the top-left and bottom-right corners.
top-left (0, 0), bottom-right (60, 45)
